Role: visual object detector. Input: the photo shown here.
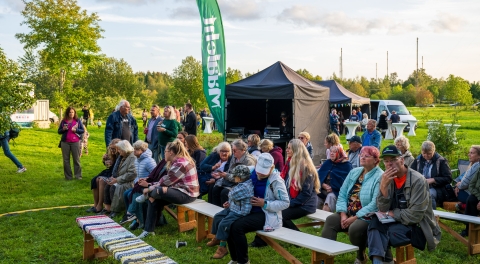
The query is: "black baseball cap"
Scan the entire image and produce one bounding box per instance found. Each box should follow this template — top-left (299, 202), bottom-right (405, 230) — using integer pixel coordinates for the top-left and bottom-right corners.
top-left (380, 145), bottom-right (402, 158)
top-left (347, 135), bottom-right (362, 144)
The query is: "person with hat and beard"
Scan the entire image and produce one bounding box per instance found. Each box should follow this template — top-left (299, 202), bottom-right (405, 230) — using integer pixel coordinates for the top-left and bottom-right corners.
top-left (367, 145), bottom-right (441, 264)
top-left (347, 136), bottom-right (363, 169)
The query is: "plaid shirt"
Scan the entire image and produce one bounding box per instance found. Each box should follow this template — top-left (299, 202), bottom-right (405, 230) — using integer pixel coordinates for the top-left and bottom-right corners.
top-left (148, 157), bottom-right (199, 197)
top-left (228, 179), bottom-right (254, 216)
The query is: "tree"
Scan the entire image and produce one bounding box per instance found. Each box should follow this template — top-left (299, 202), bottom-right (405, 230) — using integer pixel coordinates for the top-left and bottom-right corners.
top-left (415, 88), bottom-right (434, 106)
top-left (16, 0), bottom-right (104, 108)
top-left (226, 67), bottom-right (243, 84)
top-left (444, 74), bottom-right (473, 106)
top-left (296, 69), bottom-right (322, 81)
top-left (169, 56), bottom-right (204, 109)
top-left (403, 68), bottom-right (432, 89)
top-left (0, 47), bottom-right (35, 133)
top-left (470, 81), bottom-right (480, 101)
top-left (348, 83), bottom-right (367, 97)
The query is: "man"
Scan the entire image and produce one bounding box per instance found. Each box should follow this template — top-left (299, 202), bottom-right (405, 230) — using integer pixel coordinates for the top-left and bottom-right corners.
top-left (368, 145), bottom-right (441, 263)
top-left (349, 109), bottom-right (359, 122)
top-left (346, 135), bottom-right (362, 168)
top-left (145, 105), bottom-right (163, 163)
top-left (279, 111), bottom-right (293, 135)
top-left (389, 110), bottom-right (400, 138)
top-left (105, 100), bottom-right (138, 148)
top-left (82, 105), bottom-right (90, 127)
top-left (172, 105), bottom-right (181, 123)
top-left (184, 103), bottom-right (197, 136)
top-left (200, 107), bottom-right (207, 130)
top-left (329, 108), bottom-right (340, 136)
top-left (361, 119), bottom-right (382, 150)
top-left (357, 107), bottom-right (362, 121)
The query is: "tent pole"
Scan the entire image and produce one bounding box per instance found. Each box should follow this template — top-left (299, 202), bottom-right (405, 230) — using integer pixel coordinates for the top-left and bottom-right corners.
top-left (292, 99), bottom-right (295, 136)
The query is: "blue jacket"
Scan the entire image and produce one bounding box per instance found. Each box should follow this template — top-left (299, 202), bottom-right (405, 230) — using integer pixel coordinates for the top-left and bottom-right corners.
top-left (336, 166), bottom-right (383, 220)
top-left (361, 129), bottom-right (382, 149)
top-left (105, 111), bottom-right (138, 148)
top-left (229, 179), bottom-right (254, 216)
top-left (146, 116), bottom-right (163, 151)
top-left (329, 113), bottom-right (339, 126)
top-left (199, 152), bottom-right (231, 181)
top-left (285, 173), bottom-right (318, 214)
top-left (306, 142), bottom-right (313, 159)
top-left (317, 159), bottom-right (352, 197)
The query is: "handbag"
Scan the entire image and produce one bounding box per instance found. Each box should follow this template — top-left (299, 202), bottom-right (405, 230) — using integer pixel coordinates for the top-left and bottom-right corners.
top-left (410, 224), bottom-right (427, 250)
top-left (388, 223), bottom-right (412, 247)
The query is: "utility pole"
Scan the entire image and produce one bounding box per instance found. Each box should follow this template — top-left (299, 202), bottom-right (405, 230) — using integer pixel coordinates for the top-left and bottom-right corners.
top-left (387, 51), bottom-right (389, 77)
top-left (339, 48), bottom-right (343, 80)
top-left (416, 37), bottom-right (419, 88)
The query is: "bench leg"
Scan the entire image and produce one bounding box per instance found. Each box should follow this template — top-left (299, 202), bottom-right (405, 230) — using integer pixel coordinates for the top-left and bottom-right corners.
top-left (468, 223), bottom-right (480, 255)
top-left (207, 216), bottom-right (215, 239)
top-left (176, 205), bottom-right (197, 232)
top-left (83, 232), bottom-right (108, 260)
top-left (196, 212), bottom-right (207, 242)
top-left (311, 251), bottom-right (334, 264)
top-left (258, 234), bottom-right (302, 264)
top-left (394, 244), bottom-right (416, 264)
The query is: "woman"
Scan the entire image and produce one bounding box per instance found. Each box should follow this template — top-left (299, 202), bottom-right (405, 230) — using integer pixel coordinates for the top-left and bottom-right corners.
top-left (411, 141), bottom-right (452, 209)
top-left (137, 139), bottom-right (199, 238)
top-left (361, 113), bottom-right (369, 131)
top-left (211, 139), bottom-right (256, 206)
top-left (157, 106), bottom-right (178, 159)
top-left (298, 131), bottom-right (313, 159)
top-left (455, 146), bottom-right (480, 236)
top-left (317, 145), bottom-right (353, 212)
top-left (259, 139), bottom-right (284, 172)
top-left (377, 110), bottom-right (388, 137)
top-left (185, 135), bottom-right (207, 194)
top-left (246, 134), bottom-right (261, 159)
top-left (324, 133), bottom-right (344, 158)
top-left (58, 106), bottom-right (84, 180)
top-left (281, 139), bottom-right (320, 231)
top-left (176, 131), bottom-right (188, 147)
top-left (108, 140), bottom-right (137, 218)
top-left (226, 153), bottom-right (289, 264)
top-left (321, 146), bottom-right (383, 264)
top-left (86, 138), bottom-right (120, 213)
top-left (122, 140), bottom-right (156, 222)
top-left (142, 109), bottom-right (148, 127)
top-left (200, 142), bottom-right (232, 201)
top-left (395, 136), bottom-right (414, 167)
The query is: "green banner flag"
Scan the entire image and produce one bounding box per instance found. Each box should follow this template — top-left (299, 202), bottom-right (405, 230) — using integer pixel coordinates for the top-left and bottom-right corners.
top-left (197, 0), bottom-right (226, 133)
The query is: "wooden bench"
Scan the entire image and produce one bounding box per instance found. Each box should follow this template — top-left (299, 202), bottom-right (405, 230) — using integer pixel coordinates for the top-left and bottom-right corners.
top-left (163, 200), bottom-right (205, 233)
top-left (180, 199), bottom-right (224, 242)
top-left (296, 209), bottom-right (334, 228)
top-left (434, 209), bottom-right (480, 255)
top-left (76, 215), bottom-right (176, 263)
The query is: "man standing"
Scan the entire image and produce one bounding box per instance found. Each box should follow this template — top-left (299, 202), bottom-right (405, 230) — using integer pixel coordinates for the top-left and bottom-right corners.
top-left (361, 119), bottom-right (382, 150)
top-left (389, 110), bottom-right (400, 138)
top-left (105, 100), bottom-right (138, 148)
top-left (329, 108), bottom-right (340, 136)
top-left (184, 103), bottom-right (197, 136)
top-left (82, 105), bottom-right (90, 127)
top-left (200, 107), bottom-right (207, 130)
top-left (357, 107), bottom-right (362, 121)
top-left (145, 105), bottom-right (163, 163)
top-left (346, 135), bottom-right (362, 168)
top-left (368, 145), bottom-right (441, 263)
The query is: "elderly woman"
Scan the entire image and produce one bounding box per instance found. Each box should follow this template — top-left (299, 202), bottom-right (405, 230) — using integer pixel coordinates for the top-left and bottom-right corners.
top-left (260, 139), bottom-right (284, 171)
top-left (247, 134), bottom-right (261, 159)
top-left (121, 140), bottom-right (156, 223)
top-left (394, 136), bottom-right (414, 167)
top-left (377, 110), bottom-right (388, 137)
top-left (411, 141), bottom-right (452, 209)
top-left (455, 145), bottom-right (480, 236)
top-left (226, 153), bottom-right (289, 263)
top-left (298, 131), bottom-right (313, 159)
top-left (200, 142), bottom-right (232, 201)
top-left (317, 145), bottom-right (353, 212)
top-left (176, 131), bottom-right (188, 146)
top-left (58, 106), bottom-right (84, 180)
top-left (322, 146), bottom-right (383, 264)
top-left (108, 140), bottom-right (137, 218)
top-left (157, 105), bottom-right (179, 159)
top-left (361, 113), bottom-right (369, 131)
top-left (211, 139), bottom-right (256, 206)
top-left (136, 139), bottom-right (199, 238)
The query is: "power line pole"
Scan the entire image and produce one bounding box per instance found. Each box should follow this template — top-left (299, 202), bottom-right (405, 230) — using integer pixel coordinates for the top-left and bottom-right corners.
top-left (416, 37), bottom-right (419, 88)
top-left (339, 48), bottom-right (343, 80)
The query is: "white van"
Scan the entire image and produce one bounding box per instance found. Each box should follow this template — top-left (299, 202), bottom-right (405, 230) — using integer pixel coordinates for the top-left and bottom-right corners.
top-left (370, 100), bottom-right (416, 131)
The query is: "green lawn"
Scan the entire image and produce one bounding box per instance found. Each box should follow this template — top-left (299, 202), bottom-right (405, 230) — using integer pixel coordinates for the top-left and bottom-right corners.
top-left (1, 107), bottom-right (480, 263)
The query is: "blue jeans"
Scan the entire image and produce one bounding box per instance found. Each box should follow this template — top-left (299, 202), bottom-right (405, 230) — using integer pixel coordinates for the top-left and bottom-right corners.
top-left (159, 145), bottom-right (166, 160)
top-left (0, 136), bottom-right (23, 168)
top-left (212, 208), bottom-right (243, 241)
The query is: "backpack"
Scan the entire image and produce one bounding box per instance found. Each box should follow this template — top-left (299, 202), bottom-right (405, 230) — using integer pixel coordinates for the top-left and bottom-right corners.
top-left (9, 127), bottom-right (20, 139)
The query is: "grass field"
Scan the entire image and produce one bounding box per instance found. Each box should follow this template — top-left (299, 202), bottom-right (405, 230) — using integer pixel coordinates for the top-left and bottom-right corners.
top-left (1, 105), bottom-right (480, 263)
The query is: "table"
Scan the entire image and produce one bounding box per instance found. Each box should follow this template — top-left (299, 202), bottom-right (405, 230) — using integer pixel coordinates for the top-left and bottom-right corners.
top-left (344, 122), bottom-right (360, 140)
top-left (202, 117), bottom-right (213, 134)
top-left (407, 120), bottom-right (418, 136)
top-left (392, 123), bottom-right (407, 139)
top-left (385, 121), bottom-right (393, 140)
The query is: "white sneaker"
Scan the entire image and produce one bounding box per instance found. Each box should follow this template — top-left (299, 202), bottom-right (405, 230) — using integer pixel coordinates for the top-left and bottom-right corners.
top-left (136, 194), bottom-right (148, 203)
top-left (17, 167), bottom-right (27, 173)
top-left (137, 231), bottom-right (154, 239)
top-left (227, 261), bottom-right (238, 264)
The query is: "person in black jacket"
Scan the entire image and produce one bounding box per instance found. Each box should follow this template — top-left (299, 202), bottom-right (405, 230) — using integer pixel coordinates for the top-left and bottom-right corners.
top-left (411, 141), bottom-right (452, 209)
top-left (185, 135), bottom-right (207, 196)
top-left (183, 103), bottom-right (197, 136)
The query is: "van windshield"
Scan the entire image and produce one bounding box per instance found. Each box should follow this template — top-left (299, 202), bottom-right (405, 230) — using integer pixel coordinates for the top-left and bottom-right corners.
top-left (387, 105), bottom-right (409, 115)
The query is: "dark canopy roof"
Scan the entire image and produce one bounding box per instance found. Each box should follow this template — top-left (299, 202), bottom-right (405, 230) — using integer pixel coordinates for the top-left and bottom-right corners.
top-left (314, 80), bottom-right (370, 105)
top-left (226, 61), bottom-right (329, 100)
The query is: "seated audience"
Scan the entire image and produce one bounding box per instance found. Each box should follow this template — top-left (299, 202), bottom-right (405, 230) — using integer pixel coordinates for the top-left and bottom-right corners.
top-left (185, 135), bottom-right (207, 194)
top-left (246, 134), bottom-right (261, 159)
top-left (200, 142), bottom-right (232, 201)
top-left (259, 139), bottom-right (284, 172)
top-left (394, 136), bottom-right (414, 167)
top-left (361, 119), bottom-right (382, 150)
top-left (298, 131), bottom-right (314, 159)
top-left (347, 136), bottom-right (362, 169)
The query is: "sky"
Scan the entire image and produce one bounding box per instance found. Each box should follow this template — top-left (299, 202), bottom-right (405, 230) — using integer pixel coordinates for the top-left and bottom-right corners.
top-left (0, 0), bottom-right (479, 82)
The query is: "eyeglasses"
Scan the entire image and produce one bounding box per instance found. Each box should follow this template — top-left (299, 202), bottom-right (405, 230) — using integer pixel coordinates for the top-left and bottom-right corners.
top-left (298, 137), bottom-right (305, 139)
top-left (383, 158), bottom-right (399, 164)
top-left (220, 150), bottom-right (229, 153)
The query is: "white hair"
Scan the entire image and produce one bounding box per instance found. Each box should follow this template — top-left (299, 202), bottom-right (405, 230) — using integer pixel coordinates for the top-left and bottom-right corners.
top-left (116, 140), bottom-right (134, 154)
top-left (115, 99), bottom-right (129, 111)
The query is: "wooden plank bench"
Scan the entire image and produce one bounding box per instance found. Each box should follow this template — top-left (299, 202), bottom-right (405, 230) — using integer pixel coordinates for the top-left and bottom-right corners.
top-left (163, 199), bottom-right (206, 233)
top-left (76, 215), bottom-right (176, 263)
top-left (179, 200), bottom-right (224, 242)
top-left (434, 209), bottom-right (480, 255)
top-left (296, 209), bottom-right (334, 228)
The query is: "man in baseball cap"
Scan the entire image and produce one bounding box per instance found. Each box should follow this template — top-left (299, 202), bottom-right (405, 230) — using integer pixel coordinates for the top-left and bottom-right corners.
top-left (347, 136), bottom-right (363, 168)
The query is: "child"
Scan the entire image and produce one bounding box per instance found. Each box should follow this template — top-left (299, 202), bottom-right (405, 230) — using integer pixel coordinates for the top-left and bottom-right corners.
top-left (97, 119), bottom-right (102, 128)
top-left (206, 165), bottom-right (254, 259)
top-left (81, 127), bottom-right (89, 156)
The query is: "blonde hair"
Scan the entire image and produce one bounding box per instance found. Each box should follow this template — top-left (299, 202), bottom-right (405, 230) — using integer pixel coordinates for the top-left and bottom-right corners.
top-left (287, 139), bottom-right (320, 193)
top-left (247, 134), bottom-right (260, 146)
top-left (298, 131), bottom-right (311, 141)
top-left (394, 136), bottom-right (410, 150)
top-left (260, 139), bottom-right (274, 152)
top-left (325, 133), bottom-right (340, 146)
top-left (213, 142), bottom-right (231, 155)
top-left (133, 140), bottom-right (149, 151)
top-left (164, 106), bottom-right (177, 120)
top-left (166, 139), bottom-right (194, 169)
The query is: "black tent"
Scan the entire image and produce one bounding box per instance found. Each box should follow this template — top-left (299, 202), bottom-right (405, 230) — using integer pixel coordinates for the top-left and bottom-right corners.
top-left (226, 61), bottom-right (330, 162)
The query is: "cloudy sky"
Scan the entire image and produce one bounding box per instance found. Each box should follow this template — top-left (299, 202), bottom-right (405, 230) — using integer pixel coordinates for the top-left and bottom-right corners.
top-left (1, 0), bottom-right (479, 82)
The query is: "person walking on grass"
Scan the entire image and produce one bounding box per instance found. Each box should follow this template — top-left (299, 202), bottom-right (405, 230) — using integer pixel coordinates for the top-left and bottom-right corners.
top-left (0, 129), bottom-right (27, 173)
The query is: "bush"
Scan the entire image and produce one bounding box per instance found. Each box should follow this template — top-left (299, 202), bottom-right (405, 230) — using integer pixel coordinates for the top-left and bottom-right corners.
top-left (426, 113), bottom-right (466, 162)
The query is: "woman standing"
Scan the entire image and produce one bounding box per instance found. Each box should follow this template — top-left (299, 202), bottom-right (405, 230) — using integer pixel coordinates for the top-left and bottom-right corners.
top-left (377, 110), bottom-right (388, 137)
top-left (321, 146), bottom-right (383, 264)
top-left (157, 106), bottom-right (178, 160)
top-left (137, 139), bottom-right (199, 238)
top-left (200, 142), bottom-right (232, 201)
top-left (58, 106), bottom-right (84, 180)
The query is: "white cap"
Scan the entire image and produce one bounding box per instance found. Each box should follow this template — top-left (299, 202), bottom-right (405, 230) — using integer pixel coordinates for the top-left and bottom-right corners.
top-left (255, 153), bottom-right (274, 175)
